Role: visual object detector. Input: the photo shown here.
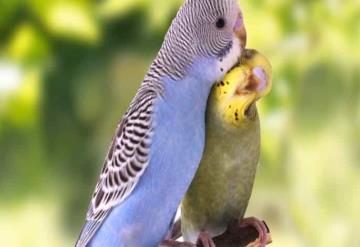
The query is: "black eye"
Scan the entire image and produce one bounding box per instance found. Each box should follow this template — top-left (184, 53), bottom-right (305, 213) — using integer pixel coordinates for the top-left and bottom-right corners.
top-left (216, 18), bottom-right (226, 29)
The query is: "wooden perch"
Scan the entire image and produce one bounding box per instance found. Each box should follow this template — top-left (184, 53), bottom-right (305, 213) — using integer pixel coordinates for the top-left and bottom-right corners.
top-left (212, 222), bottom-right (271, 247)
top-left (161, 220), bottom-right (272, 247)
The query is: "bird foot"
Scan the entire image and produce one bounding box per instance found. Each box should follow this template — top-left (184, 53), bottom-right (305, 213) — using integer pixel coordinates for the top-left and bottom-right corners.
top-left (160, 240), bottom-right (196, 247)
top-left (196, 231), bottom-right (216, 247)
top-left (160, 232), bottom-right (215, 247)
top-left (237, 217), bottom-right (272, 247)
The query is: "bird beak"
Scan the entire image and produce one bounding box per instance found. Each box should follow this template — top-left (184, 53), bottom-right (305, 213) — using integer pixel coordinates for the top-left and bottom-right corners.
top-left (241, 49), bottom-right (273, 99)
top-left (233, 50), bottom-right (272, 117)
top-left (233, 14), bottom-right (247, 49)
top-left (213, 50), bottom-right (271, 124)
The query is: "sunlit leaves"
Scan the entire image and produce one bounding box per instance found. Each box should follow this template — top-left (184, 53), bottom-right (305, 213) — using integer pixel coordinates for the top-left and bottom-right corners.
top-left (0, 61), bottom-right (23, 95)
top-left (98, 0), bottom-right (146, 19)
top-left (0, 0), bottom-right (21, 35)
top-left (29, 0), bottom-right (100, 44)
top-left (0, 200), bottom-right (73, 247)
top-left (45, 2), bottom-right (100, 43)
top-left (98, 0), bottom-right (182, 29)
top-left (1, 68), bottom-right (41, 128)
top-left (7, 23), bottom-right (49, 65)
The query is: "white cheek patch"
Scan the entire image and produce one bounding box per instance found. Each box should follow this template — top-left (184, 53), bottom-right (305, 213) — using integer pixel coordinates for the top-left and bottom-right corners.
top-left (215, 37), bottom-right (242, 81)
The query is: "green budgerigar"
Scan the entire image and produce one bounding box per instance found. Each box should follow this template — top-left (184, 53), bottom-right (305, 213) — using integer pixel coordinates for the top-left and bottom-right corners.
top-left (181, 49), bottom-right (272, 246)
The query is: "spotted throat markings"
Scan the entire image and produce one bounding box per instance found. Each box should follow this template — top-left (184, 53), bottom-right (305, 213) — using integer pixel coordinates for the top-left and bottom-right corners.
top-left (217, 36), bottom-right (241, 77)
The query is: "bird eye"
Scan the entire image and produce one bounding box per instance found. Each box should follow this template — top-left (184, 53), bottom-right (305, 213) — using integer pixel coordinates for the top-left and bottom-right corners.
top-left (216, 18), bottom-right (226, 29)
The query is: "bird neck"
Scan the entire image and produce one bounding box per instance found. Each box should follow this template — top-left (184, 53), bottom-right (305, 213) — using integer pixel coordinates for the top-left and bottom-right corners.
top-left (208, 101), bottom-right (260, 139)
top-left (161, 75), bottom-right (212, 117)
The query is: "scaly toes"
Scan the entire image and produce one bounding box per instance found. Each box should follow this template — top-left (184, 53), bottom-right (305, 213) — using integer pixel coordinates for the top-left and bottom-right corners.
top-left (196, 232), bottom-right (216, 247)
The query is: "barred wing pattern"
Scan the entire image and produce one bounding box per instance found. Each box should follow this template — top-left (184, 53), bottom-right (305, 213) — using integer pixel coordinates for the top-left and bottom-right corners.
top-left (76, 89), bottom-right (158, 247)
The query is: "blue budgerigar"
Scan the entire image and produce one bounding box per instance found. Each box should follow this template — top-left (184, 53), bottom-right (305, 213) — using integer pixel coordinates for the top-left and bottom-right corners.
top-left (75, 0), bottom-right (247, 246)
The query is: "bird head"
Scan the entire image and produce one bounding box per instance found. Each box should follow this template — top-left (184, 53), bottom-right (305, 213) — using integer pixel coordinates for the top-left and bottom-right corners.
top-left (155, 0), bottom-right (247, 83)
top-left (211, 49), bottom-right (272, 127)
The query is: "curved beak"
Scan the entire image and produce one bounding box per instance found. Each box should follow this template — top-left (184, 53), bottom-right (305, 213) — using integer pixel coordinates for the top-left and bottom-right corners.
top-left (233, 14), bottom-right (247, 49)
top-left (214, 49), bottom-right (272, 125)
top-left (233, 50), bottom-right (272, 117)
top-left (242, 49), bottom-right (273, 99)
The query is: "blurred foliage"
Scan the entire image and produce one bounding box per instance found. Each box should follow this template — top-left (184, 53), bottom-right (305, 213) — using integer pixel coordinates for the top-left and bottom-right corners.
top-left (0, 0), bottom-right (359, 246)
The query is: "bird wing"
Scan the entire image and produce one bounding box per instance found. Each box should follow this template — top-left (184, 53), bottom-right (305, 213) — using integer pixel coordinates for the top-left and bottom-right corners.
top-left (75, 89), bottom-right (158, 247)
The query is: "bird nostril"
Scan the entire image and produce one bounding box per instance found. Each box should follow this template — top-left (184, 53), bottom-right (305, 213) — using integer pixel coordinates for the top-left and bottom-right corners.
top-left (244, 49), bottom-right (253, 59)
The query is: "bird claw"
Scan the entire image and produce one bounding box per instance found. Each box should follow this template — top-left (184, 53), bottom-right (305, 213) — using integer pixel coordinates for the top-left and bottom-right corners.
top-left (196, 232), bottom-right (216, 247)
top-left (238, 217), bottom-right (272, 247)
top-left (160, 240), bottom-right (196, 247)
top-left (159, 232), bottom-right (216, 247)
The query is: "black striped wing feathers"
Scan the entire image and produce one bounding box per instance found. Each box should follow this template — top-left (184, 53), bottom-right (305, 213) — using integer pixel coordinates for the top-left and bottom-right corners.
top-left (75, 90), bottom-right (157, 247)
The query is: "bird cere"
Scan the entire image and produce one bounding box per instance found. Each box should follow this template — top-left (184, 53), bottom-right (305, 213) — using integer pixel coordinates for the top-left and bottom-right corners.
top-left (75, 0), bottom-right (272, 246)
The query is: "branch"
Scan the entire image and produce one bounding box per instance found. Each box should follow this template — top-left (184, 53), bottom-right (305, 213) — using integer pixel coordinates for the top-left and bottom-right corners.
top-left (161, 220), bottom-right (271, 247)
top-left (212, 223), bottom-right (269, 247)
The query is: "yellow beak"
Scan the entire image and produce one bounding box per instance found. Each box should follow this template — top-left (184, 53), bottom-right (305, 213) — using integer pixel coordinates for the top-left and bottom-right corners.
top-left (212, 49), bottom-right (272, 126)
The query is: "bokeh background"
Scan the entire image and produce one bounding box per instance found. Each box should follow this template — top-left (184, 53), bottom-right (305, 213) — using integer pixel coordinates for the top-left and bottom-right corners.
top-left (0, 0), bottom-right (359, 246)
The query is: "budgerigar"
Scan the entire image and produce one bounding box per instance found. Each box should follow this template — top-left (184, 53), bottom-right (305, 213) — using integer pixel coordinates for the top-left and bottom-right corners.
top-left (75, 0), bottom-right (247, 246)
top-left (181, 49), bottom-right (272, 246)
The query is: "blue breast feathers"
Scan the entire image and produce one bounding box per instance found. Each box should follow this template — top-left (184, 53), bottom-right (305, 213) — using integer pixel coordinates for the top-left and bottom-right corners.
top-left (87, 72), bottom-right (212, 247)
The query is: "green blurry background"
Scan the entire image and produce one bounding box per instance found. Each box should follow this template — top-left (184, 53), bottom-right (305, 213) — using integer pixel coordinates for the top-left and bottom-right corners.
top-left (0, 0), bottom-right (359, 246)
